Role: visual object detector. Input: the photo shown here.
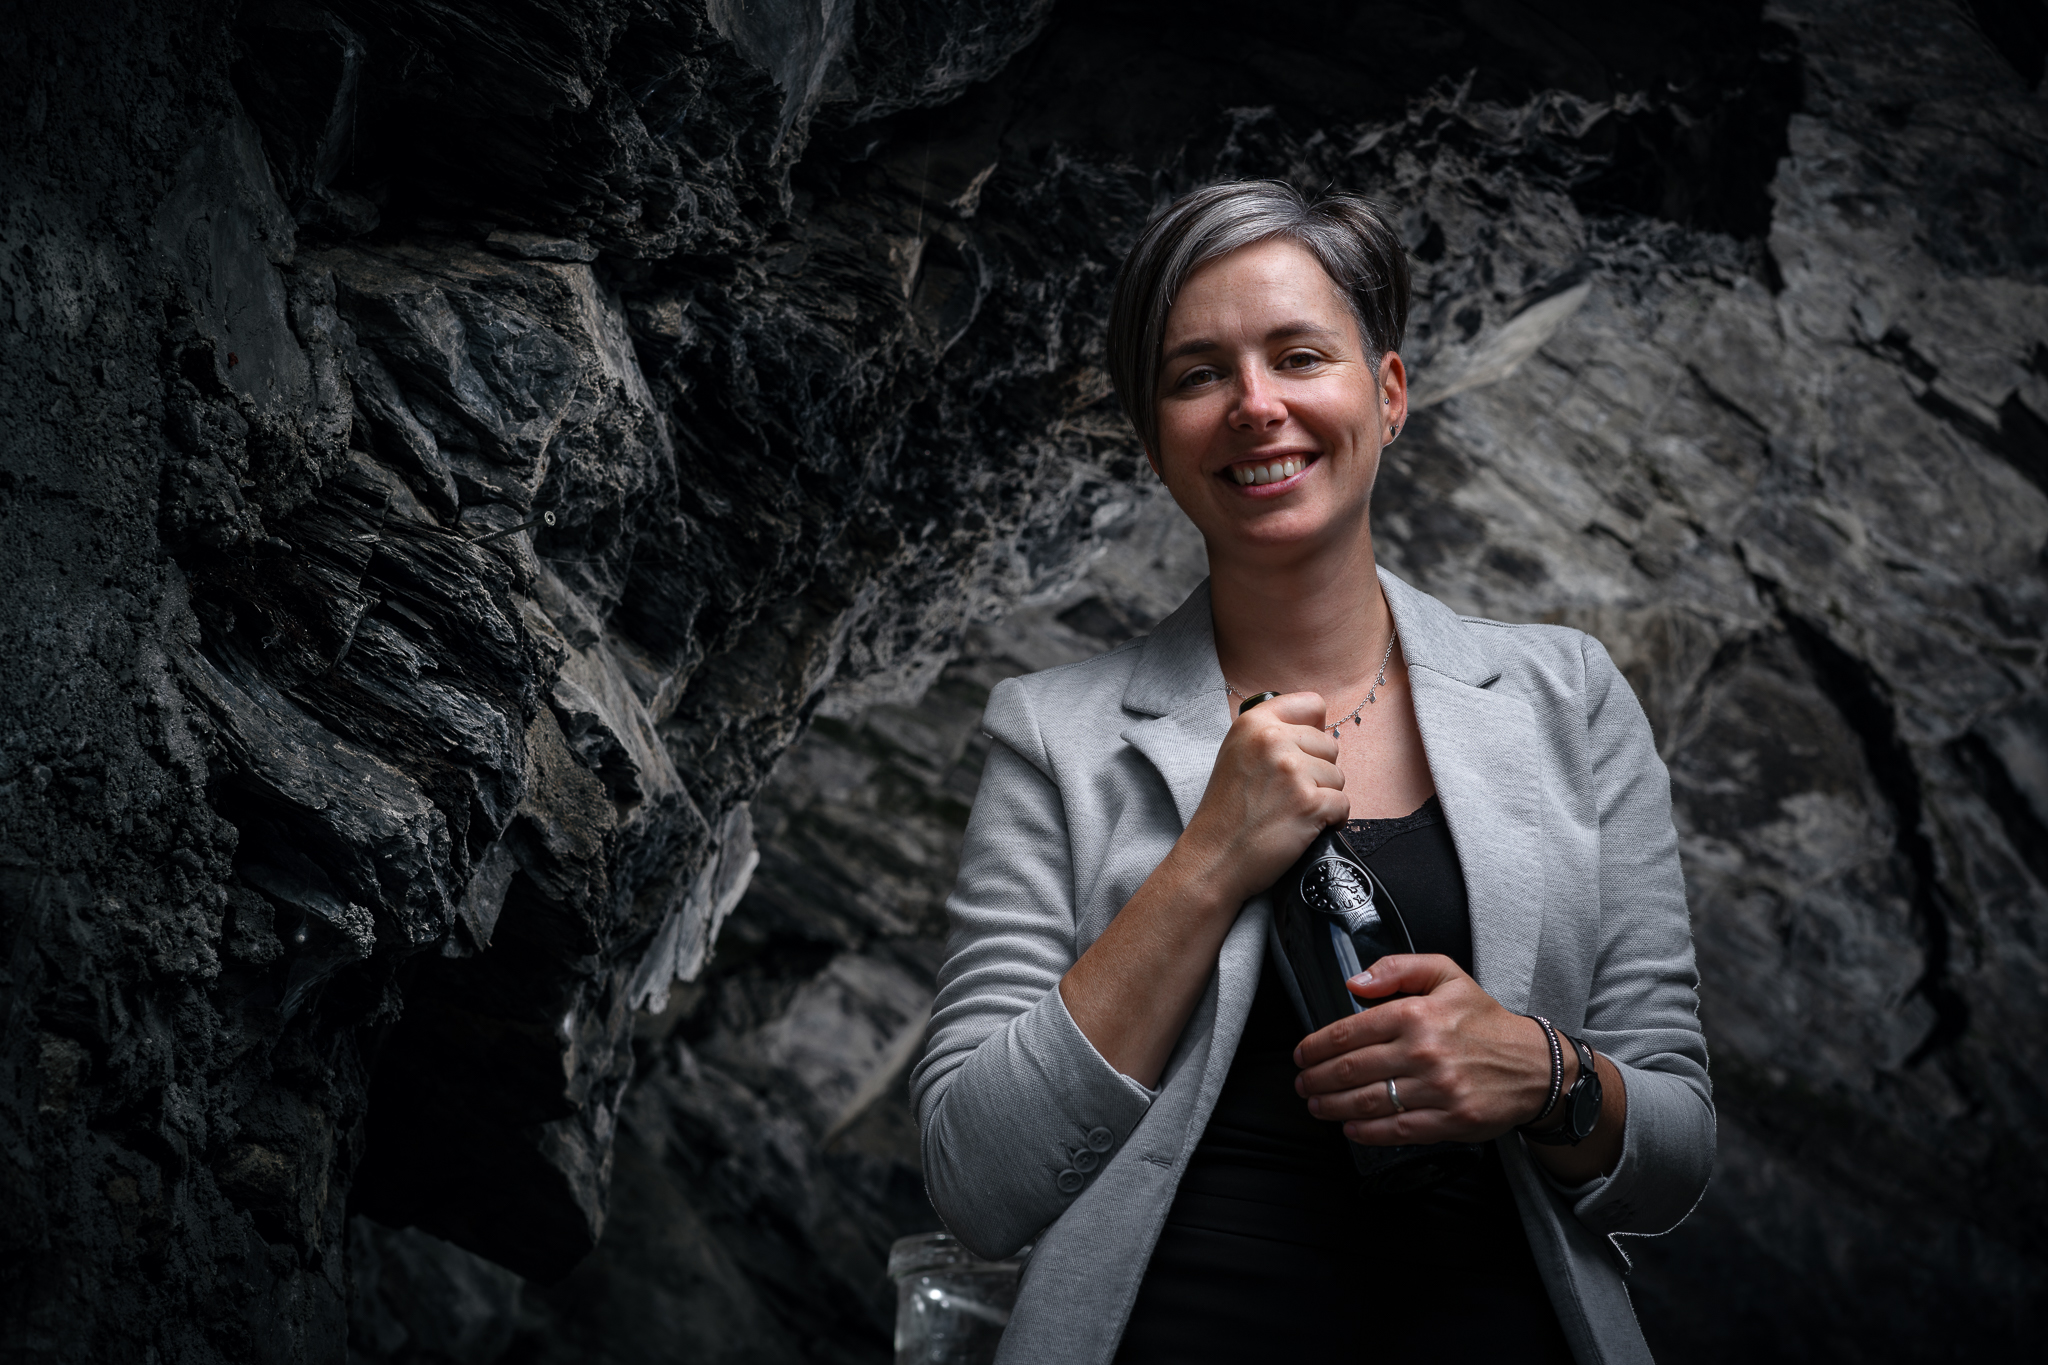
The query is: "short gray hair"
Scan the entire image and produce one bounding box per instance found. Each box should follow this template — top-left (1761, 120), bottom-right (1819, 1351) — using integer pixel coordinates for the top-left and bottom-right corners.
top-left (1106, 180), bottom-right (1411, 455)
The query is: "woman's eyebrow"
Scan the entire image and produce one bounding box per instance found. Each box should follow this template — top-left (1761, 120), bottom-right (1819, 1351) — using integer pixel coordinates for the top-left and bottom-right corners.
top-left (1264, 321), bottom-right (1344, 345)
top-left (1160, 322), bottom-right (1344, 363)
top-left (1159, 336), bottom-right (1219, 363)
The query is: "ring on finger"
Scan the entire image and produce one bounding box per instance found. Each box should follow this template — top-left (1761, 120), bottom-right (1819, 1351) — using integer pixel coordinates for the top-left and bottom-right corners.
top-left (1385, 1077), bottom-right (1405, 1113)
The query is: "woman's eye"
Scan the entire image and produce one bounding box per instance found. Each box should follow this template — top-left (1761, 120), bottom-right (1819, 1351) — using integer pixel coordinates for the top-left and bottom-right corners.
top-left (1176, 367), bottom-right (1220, 389)
top-left (1280, 351), bottom-right (1321, 370)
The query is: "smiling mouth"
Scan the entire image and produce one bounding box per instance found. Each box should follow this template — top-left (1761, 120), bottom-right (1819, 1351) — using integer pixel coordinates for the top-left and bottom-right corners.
top-left (1227, 454), bottom-right (1313, 486)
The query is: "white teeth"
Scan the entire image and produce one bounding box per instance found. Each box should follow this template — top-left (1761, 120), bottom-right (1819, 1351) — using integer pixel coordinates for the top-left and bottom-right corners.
top-left (1233, 457), bottom-right (1306, 485)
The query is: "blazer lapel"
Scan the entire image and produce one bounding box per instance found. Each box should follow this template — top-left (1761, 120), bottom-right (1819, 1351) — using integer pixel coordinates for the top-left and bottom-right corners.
top-left (1120, 698), bottom-right (1229, 832)
top-left (1380, 569), bottom-right (1547, 1016)
top-left (1408, 672), bottom-right (1546, 1013)
top-left (1117, 579), bottom-right (1230, 831)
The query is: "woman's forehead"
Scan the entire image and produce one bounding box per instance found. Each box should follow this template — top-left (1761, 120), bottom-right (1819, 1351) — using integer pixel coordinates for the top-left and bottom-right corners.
top-left (1164, 238), bottom-right (1354, 343)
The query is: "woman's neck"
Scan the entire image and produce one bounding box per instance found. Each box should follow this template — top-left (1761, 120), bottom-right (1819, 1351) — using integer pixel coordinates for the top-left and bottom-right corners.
top-left (1207, 527), bottom-right (1393, 702)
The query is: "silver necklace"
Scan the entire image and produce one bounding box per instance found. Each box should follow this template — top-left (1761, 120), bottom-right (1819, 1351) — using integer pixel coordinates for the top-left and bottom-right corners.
top-left (1226, 626), bottom-right (1399, 739)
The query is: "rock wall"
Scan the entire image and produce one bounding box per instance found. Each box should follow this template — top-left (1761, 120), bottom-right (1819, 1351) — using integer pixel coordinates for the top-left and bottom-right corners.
top-left (2, 1), bottom-right (2043, 1361)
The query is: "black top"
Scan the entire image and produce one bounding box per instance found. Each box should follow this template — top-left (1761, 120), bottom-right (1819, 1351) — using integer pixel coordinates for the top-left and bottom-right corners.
top-left (1114, 797), bottom-right (1573, 1364)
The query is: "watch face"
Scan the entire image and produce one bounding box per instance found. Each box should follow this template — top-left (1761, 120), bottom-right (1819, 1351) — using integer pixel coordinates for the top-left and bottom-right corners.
top-left (1571, 1072), bottom-right (1603, 1137)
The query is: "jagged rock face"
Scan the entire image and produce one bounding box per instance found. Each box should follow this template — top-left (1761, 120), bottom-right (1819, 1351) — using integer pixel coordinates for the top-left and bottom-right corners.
top-left (2, 2), bottom-right (2043, 1363)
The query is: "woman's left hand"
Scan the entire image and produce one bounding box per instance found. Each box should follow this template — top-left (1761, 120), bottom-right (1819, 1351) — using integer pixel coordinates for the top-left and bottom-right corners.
top-left (1291, 955), bottom-right (1559, 1147)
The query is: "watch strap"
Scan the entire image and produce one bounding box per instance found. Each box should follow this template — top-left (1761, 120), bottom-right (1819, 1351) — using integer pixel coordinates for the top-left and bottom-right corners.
top-left (1522, 1035), bottom-right (1601, 1147)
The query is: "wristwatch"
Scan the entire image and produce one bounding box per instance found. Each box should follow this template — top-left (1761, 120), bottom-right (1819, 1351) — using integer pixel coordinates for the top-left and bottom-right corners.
top-left (1524, 1035), bottom-right (1602, 1146)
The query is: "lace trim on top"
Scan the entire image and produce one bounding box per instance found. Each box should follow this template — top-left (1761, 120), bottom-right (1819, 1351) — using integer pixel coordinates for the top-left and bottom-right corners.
top-left (1341, 794), bottom-right (1441, 862)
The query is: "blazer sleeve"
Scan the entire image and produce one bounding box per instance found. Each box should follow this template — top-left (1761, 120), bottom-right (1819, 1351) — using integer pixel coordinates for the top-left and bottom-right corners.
top-left (1556, 633), bottom-right (1716, 1238)
top-left (908, 676), bottom-right (1157, 1261)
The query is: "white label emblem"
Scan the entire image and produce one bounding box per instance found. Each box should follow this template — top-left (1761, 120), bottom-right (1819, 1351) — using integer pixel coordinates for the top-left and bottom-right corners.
top-left (1301, 856), bottom-right (1379, 934)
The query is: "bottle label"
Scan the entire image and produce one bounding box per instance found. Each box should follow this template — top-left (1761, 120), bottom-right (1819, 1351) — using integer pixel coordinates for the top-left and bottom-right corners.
top-left (1302, 856), bottom-right (1379, 934)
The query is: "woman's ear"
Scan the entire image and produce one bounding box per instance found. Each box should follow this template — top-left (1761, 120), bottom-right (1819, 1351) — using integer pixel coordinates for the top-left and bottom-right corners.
top-left (1377, 351), bottom-right (1409, 443)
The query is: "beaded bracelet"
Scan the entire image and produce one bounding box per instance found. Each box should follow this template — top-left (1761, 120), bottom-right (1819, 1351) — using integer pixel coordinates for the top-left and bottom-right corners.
top-left (1521, 1014), bottom-right (1565, 1129)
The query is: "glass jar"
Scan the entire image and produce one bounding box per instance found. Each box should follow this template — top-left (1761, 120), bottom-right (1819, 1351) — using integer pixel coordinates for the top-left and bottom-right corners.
top-left (887, 1231), bottom-right (1029, 1365)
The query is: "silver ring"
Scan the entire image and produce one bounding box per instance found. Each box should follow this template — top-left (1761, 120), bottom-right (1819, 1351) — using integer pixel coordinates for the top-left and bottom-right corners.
top-left (1386, 1078), bottom-right (1405, 1113)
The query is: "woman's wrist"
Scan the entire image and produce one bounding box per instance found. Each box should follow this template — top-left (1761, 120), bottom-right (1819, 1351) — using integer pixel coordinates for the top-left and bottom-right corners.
top-left (1161, 822), bottom-right (1257, 914)
top-left (1521, 1031), bottom-right (1601, 1147)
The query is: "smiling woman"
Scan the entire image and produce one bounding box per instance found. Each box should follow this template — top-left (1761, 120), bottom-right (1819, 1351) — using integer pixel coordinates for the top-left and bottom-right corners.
top-left (910, 182), bottom-right (1713, 1365)
top-left (1153, 241), bottom-right (1394, 515)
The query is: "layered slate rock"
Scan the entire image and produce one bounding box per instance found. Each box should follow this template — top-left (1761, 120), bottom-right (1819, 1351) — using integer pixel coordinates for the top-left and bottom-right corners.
top-left (1, 1), bottom-right (2043, 1363)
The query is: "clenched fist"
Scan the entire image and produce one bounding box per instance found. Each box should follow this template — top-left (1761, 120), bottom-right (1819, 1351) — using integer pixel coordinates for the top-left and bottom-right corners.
top-left (1177, 691), bottom-right (1348, 907)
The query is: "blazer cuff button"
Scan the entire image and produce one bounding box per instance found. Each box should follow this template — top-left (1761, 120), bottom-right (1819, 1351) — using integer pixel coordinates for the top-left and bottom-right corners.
top-left (1056, 1169), bottom-right (1084, 1194)
top-left (1085, 1126), bottom-right (1114, 1152)
top-left (1071, 1149), bottom-right (1098, 1174)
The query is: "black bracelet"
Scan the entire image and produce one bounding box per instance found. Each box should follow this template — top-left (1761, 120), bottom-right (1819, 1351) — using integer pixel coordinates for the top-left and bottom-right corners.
top-left (1521, 1015), bottom-right (1564, 1129)
top-left (1523, 1035), bottom-right (1602, 1146)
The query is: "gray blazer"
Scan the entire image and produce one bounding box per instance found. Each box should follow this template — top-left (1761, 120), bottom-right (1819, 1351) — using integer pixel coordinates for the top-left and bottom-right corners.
top-left (910, 568), bottom-right (1712, 1364)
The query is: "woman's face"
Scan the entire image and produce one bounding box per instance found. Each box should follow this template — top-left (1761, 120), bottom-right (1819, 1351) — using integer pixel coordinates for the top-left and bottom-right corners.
top-left (1149, 237), bottom-right (1405, 567)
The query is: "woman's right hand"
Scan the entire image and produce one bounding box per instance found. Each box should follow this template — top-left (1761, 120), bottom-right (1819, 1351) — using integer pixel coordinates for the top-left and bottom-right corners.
top-left (1060, 691), bottom-right (1344, 1087)
top-left (1175, 692), bottom-right (1347, 905)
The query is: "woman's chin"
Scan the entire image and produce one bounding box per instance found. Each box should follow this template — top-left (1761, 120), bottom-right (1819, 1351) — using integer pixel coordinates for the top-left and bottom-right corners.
top-left (1203, 502), bottom-right (1359, 559)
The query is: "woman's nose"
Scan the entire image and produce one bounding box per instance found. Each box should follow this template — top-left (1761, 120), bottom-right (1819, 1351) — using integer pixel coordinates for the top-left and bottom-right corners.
top-left (1230, 368), bottom-right (1286, 429)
